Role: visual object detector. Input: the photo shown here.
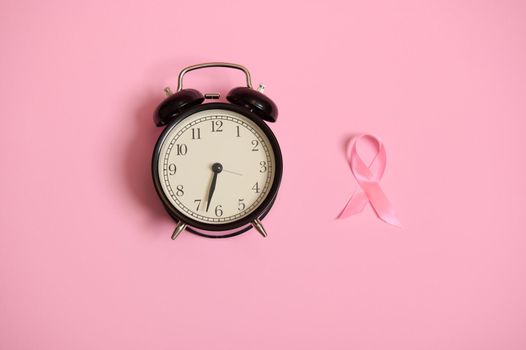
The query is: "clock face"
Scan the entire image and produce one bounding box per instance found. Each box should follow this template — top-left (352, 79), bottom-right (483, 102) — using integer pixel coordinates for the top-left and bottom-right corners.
top-left (155, 107), bottom-right (279, 227)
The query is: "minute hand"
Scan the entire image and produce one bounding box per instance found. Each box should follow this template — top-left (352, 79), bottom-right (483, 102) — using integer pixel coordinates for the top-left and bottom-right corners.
top-left (206, 163), bottom-right (223, 212)
top-left (205, 172), bottom-right (218, 212)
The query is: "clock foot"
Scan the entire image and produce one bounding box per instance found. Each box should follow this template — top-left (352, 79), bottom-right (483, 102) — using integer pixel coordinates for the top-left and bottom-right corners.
top-left (171, 222), bottom-right (187, 240)
top-left (252, 219), bottom-right (268, 238)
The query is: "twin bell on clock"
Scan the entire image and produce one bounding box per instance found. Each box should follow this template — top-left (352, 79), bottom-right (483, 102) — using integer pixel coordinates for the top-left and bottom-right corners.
top-left (151, 63), bottom-right (283, 240)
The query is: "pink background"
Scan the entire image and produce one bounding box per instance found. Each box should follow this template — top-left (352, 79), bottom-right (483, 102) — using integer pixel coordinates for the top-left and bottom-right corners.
top-left (1, 0), bottom-right (526, 349)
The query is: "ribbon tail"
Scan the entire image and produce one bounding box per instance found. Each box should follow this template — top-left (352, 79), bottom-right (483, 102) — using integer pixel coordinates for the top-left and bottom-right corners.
top-left (361, 182), bottom-right (402, 227)
top-left (338, 191), bottom-right (368, 219)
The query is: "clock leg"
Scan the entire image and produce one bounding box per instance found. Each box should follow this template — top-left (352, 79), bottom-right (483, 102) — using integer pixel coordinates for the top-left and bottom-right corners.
top-left (171, 222), bottom-right (187, 240)
top-left (251, 219), bottom-right (268, 238)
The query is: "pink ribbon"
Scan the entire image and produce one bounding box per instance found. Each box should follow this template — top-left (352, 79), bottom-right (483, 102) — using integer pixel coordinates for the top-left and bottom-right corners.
top-left (338, 134), bottom-right (401, 227)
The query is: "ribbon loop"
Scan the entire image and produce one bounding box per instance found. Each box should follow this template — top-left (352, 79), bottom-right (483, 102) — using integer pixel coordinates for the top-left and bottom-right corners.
top-left (339, 134), bottom-right (401, 227)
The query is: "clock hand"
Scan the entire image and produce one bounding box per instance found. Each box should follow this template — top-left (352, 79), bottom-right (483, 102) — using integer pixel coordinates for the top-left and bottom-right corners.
top-left (222, 168), bottom-right (243, 176)
top-left (206, 163), bottom-right (223, 212)
top-left (205, 173), bottom-right (217, 212)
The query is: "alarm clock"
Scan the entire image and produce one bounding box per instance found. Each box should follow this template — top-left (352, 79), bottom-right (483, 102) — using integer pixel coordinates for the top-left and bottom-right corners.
top-left (151, 63), bottom-right (283, 240)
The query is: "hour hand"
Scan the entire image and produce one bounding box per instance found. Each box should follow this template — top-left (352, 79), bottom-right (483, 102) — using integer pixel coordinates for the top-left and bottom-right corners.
top-left (205, 163), bottom-right (223, 212)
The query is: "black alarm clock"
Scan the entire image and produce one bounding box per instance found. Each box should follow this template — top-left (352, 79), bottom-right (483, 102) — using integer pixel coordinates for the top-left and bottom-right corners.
top-left (152, 63), bottom-right (283, 240)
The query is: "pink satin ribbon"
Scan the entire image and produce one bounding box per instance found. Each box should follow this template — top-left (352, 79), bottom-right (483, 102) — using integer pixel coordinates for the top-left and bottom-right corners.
top-left (339, 134), bottom-right (401, 227)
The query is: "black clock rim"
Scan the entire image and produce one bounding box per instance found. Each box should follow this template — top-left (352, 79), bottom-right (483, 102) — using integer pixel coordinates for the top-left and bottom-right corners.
top-left (151, 102), bottom-right (283, 233)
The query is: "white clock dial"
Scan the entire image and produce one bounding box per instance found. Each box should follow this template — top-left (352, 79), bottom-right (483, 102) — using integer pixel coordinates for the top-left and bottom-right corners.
top-left (157, 108), bottom-right (276, 224)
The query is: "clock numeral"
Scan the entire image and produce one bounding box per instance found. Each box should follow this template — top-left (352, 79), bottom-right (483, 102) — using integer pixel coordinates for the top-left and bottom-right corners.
top-left (236, 125), bottom-right (241, 137)
top-left (191, 128), bottom-right (201, 140)
top-left (238, 198), bottom-right (246, 211)
top-left (251, 140), bottom-right (259, 151)
top-left (176, 144), bottom-right (188, 155)
top-left (168, 163), bottom-right (177, 175)
top-left (214, 204), bottom-right (223, 217)
top-left (259, 161), bottom-right (267, 173)
top-left (211, 120), bottom-right (223, 132)
top-left (176, 185), bottom-right (184, 197)
top-left (194, 199), bottom-right (201, 211)
top-left (252, 182), bottom-right (260, 193)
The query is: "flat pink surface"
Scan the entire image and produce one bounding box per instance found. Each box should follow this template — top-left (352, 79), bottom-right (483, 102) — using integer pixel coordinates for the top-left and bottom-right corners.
top-left (1, 1), bottom-right (525, 349)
